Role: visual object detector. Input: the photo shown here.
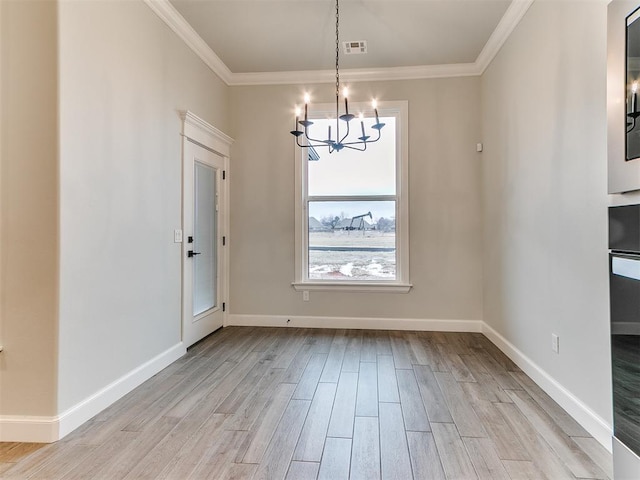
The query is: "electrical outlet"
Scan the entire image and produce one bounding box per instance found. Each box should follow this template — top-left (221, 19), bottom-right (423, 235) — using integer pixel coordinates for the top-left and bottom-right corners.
top-left (303, 290), bottom-right (309, 302)
top-left (551, 334), bottom-right (559, 354)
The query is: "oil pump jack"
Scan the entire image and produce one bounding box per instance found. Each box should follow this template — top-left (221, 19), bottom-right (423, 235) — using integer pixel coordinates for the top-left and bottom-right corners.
top-left (345, 211), bottom-right (373, 231)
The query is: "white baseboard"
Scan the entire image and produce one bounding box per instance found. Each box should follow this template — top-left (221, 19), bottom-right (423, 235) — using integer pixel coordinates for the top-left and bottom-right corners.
top-left (228, 314), bottom-right (612, 452)
top-left (226, 314), bottom-right (483, 332)
top-left (481, 323), bottom-right (613, 452)
top-left (0, 342), bottom-right (186, 443)
top-left (1, 319), bottom-right (613, 454)
top-left (56, 342), bottom-right (186, 439)
top-left (0, 416), bottom-right (59, 443)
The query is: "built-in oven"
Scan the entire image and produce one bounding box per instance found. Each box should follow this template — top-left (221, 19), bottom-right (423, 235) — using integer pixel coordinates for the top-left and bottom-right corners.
top-left (610, 204), bottom-right (640, 475)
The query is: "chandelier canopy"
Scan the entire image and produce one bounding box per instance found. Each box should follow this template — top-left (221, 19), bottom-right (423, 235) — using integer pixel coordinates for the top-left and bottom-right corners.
top-left (290, 0), bottom-right (385, 153)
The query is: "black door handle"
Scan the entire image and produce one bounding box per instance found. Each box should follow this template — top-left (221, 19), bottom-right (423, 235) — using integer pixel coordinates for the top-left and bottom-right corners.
top-left (187, 250), bottom-right (201, 257)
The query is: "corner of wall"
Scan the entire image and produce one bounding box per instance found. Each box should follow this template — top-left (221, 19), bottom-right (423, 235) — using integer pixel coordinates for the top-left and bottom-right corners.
top-left (0, 0), bottom-right (60, 422)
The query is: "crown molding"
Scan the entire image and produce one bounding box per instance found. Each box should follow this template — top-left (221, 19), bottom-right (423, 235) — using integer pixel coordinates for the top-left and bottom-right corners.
top-left (143, 0), bottom-right (232, 84)
top-left (230, 62), bottom-right (480, 86)
top-left (475, 0), bottom-right (535, 74)
top-left (144, 0), bottom-right (533, 86)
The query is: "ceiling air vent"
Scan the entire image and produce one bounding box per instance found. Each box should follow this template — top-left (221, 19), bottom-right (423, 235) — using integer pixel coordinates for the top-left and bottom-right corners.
top-left (343, 41), bottom-right (367, 55)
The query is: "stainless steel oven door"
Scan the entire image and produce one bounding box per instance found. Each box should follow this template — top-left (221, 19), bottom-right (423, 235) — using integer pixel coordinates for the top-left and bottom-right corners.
top-left (611, 252), bottom-right (640, 457)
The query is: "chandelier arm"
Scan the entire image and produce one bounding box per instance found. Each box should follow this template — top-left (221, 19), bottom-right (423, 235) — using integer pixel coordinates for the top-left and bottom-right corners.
top-left (297, 137), bottom-right (336, 149)
top-left (296, 134), bottom-right (329, 149)
top-left (342, 139), bottom-right (374, 147)
top-left (364, 128), bottom-right (382, 143)
top-left (302, 129), bottom-right (333, 145)
top-left (342, 142), bottom-right (368, 152)
top-left (338, 120), bottom-right (351, 145)
top-left (340, 124), bottom-right (382, 146)
top-left (299, 122), bottom-right (383, 149)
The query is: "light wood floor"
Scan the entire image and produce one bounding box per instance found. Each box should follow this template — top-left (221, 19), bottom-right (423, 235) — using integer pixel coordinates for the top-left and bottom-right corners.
top-left (0, 327), bottom-right (612, 479)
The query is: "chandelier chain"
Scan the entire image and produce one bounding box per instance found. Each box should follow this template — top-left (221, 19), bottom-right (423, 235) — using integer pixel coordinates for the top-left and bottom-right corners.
top-left (335, 0), bottom-right (339, 100)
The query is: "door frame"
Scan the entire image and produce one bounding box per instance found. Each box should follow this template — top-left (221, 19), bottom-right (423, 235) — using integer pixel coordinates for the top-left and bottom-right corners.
top-left (181, 111), bottom-right (233, 342)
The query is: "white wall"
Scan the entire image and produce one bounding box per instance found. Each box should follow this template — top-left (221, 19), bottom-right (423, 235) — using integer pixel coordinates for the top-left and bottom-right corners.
top-left (0, 0), bottom-right (59, 418)
top-left (57, 0), bottom-right (230, 414)
top-left (229, 78), bottom-right (483, 324)
top-left (481, 0), bottom-right (611, 439)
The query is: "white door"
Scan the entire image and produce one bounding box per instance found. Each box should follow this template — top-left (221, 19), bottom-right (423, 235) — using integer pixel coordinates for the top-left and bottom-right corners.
top-left (183, 139), bottom-right (225, 347)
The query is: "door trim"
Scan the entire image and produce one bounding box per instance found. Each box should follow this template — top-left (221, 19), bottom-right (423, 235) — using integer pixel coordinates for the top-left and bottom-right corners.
top-left (182, 111), bottom-right (233, 157)
top-left (181, 111), bottom-right (233, 337)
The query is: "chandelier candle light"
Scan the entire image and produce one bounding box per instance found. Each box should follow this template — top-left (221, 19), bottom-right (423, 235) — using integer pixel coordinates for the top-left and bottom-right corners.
top-left (628, 81), bottom-right (640, 133)
top-left (290, 0), bottom-right (385, 153)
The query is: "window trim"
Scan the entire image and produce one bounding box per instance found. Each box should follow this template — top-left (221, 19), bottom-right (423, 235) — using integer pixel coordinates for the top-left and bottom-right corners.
top-left (292, 100), bottom-right (411, 293)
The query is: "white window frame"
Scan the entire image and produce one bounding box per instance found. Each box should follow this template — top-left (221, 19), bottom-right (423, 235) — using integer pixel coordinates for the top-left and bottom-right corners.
top-left (292, 100), bottom-right (411, 293)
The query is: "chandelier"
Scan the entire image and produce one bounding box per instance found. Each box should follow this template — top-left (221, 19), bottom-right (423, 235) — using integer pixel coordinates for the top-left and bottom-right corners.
top-left (290, 0), bottom-right (385, 153)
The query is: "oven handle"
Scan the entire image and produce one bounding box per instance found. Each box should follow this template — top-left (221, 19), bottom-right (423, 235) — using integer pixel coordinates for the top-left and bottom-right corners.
top-left (610, 251), bottom-right (640, 258)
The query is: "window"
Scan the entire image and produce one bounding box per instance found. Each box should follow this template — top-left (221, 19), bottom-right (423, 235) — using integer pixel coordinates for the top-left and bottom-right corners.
top-left (293, 100), bottom-right (410, 292)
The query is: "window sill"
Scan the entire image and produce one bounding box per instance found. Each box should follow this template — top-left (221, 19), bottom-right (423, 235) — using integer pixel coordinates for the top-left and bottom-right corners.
top-left (292, 282), bottom-right (412, 293)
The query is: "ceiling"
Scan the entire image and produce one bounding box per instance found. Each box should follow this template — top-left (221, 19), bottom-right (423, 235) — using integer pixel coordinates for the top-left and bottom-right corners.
top-left (169, 0), bottom-right (515, 77)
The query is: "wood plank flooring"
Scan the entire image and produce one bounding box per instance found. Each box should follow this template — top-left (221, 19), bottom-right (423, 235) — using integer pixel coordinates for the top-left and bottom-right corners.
top-left (0, 327), bottom-right (613, 479)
